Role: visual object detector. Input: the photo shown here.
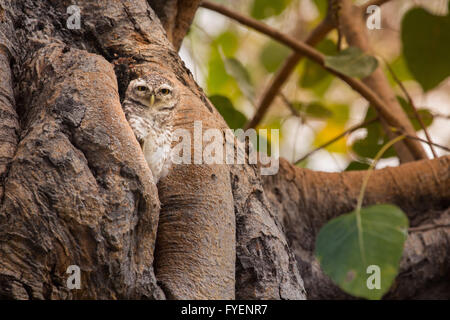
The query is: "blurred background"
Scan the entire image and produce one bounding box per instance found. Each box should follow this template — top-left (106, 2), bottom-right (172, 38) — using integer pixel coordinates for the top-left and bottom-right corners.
top-left (179, 0), bottom-right (450, 171)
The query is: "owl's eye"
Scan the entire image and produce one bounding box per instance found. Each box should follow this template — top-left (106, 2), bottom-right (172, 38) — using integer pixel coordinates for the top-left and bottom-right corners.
top-left (136, 86), bottom-right (148, 92)
top-left (159, 88), bottom-right (171, 95)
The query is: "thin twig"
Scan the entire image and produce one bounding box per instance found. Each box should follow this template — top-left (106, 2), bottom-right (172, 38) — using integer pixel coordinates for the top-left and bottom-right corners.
top-left (245, 19), bottom-right (334, 130)
top-left (294, 117), bottom-right (379, 165)
top-left (431, 112), bottom-right (450, 120)
top-left (409, 223), bottom-right (450, 232)
top-left (385, 60), bottom-right (438, 157)
top-left (390, 127), bottom-right (450, 153)
top-left (201, 0), bottom-right (425, 160)
top-left (201, 1), bottom-right (323, 65)
top-left (281, 94), bottom-right (345, 169)
top-left (279, 93), bottom-right (302, 120)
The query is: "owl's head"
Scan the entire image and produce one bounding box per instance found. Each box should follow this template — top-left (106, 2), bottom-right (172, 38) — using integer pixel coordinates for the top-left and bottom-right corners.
top-left (126, 75), bottom-right (178, 111)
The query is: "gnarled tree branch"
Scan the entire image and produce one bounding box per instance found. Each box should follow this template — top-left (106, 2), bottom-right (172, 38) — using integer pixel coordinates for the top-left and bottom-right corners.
top-left (263, 156), bottom-right (450, 299)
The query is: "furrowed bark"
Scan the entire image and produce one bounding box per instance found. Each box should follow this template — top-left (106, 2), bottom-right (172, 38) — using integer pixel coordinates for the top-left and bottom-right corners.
top-left (0, 0), bottom-right (447, 301)
top-left (231, 163), bottom-right (306, 299)
top-left (0, 42), bottom-right (162, 299)
top-left (0, 45), bottom-right (18, 201)
top-left (78, 0), bottom-right (236, 299)
top-left (0, 0), bottom-right (306, 300)
top-left (77, 0), bottom-right (304, 299)
top-left (147, 0), bottom-right (202, 50)
top-left (263, 156), bottom-right (450, 299)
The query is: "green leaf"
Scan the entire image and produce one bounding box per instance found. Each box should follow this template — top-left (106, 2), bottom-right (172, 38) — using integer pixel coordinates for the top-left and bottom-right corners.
top-left (292, 101), bottom-right (333, 119)
top-left (223, 57), bottom-right (255, 101)
top-left (397, 96), bottom-right (433, 131)
top-left (312, 0), bottom-right (328, 21)
top-left (345, 161), bottom-right (370, 171)
top-left (410, 110), bottom-right (433, 131)
top-left (315, 204), bottom-right (409, 299)
top-left (352, 107), bottom-right (396, 159)
top-left (324, 47), bottom-right (379, 79)
top-left (352, 126), bottom-right (396, 159)
top-left (385, 55), bottom-right (414, 85)
top-left (401, 8), bottom-right (450, 91)
top-left (328, 103), bottom-right (350, 124)
top-left (209, 95), bottom-right (247, 130)
top-left (206, 47), bottom-right (240, 98)
top-left (260, 40), bottom-right (290, 72)
top-left (300, 39), bottom-right (337, 95)
top-left (215, 31), bottom-right (240, 57)
top-left (250, 0), bottom-right (291, 20)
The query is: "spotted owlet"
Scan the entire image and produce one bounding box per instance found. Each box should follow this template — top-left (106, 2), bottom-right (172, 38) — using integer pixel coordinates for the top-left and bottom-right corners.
top-left (122, 75), bottom-right (178, 183)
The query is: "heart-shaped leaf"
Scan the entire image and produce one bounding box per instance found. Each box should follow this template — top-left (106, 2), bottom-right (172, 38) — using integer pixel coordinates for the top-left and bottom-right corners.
top-left (402, 8), bottom-right (450, 91)
top-left (324, 47), bottom-right (378, 79)
top-left (315, 204), bottom-right (409, 300)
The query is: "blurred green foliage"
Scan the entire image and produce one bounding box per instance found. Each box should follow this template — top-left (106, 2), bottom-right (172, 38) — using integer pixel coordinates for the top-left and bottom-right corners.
top-left (193, 0), bottom-right (447, 170)
top-left (299, 39), bottom-right (337, 96)
top-left (402, 7), bottom-right (450, 91)
top-left (193, 0), bottom-right (448, 300)
top-left (209, 95), bottom-right (247, 129)
top-left (324, 47), bottom-right (379, 79)
top-left (250, 0), bottom-right (292, 20)
top-left (260, 40), bottom-right (291, 73)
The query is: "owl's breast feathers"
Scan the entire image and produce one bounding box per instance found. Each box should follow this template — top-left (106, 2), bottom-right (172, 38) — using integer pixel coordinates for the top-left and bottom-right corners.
top-left (142, 127), bottom-right (173, 182)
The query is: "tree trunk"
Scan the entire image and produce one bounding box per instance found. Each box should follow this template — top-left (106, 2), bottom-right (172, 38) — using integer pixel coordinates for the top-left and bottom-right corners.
top-left (0, 0), bottom-right (447, 300)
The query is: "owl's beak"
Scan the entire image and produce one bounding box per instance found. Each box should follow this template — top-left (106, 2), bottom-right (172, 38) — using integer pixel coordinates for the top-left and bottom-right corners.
top-left (149, 94), bottom-right (155, 107)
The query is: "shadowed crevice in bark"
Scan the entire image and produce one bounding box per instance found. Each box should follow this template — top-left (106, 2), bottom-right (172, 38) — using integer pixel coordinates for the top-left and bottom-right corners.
top-left (231, 163), bottom-right (306, 300)
top-left (0, 40), bottom-right (162, 299)
top-left (0, 0), bottom-right (448, 300)
top-left (147, 0), bottom-right (202, 50)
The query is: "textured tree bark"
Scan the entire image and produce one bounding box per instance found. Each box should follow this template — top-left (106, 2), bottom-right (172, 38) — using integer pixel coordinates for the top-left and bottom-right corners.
top-left (0, 0), bottom-right (304, 300)
top-left (0, 0), bottom-right (448, 300)
top-left (147, 0), bottom-right (202, 50)
top-left (263, 157), bottom-right (450, 299)
top-left (0, 41), bottom-right (163, 299)
top-left (0, 44), bottom-right (18, 202)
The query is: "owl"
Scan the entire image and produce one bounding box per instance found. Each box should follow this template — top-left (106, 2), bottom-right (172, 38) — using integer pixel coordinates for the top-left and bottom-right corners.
top-left (122, 75), bottom-right (178, 183)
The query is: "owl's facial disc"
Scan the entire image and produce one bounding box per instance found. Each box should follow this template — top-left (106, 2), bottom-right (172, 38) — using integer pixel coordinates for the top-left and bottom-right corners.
top-left (157, 84), bottom-right (173, 97)
top-left (132, 79), bottom-right (153, 106)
